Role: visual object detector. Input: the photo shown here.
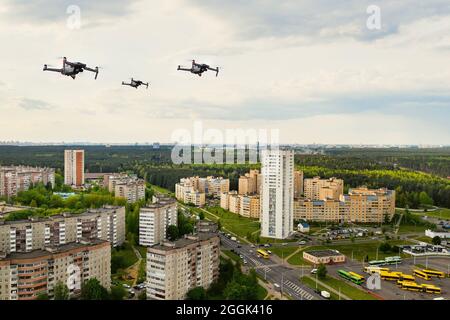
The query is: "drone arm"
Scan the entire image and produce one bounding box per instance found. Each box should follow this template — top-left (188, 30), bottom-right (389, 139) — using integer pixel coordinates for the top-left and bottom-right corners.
top-left (207, 66), bottom-right (219, 77)
top-left (122, 82), bottom-right (131, 86)
top-left (43, 65), bottom-right (63, 73)
top-left (177, 66), bottom-right (191, 72)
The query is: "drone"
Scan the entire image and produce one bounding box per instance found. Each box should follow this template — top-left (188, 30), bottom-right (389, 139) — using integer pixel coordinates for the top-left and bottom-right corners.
top-left (43, 57), bottom-right (99, 80)
top-left (122, 78), bottom-right (149, 89)
top-left (177, 60), bottom-right (219, 77)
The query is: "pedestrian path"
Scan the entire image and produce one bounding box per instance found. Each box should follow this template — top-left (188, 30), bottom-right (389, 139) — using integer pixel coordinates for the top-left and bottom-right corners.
top-left (284, 279), bottom-right (315, 300)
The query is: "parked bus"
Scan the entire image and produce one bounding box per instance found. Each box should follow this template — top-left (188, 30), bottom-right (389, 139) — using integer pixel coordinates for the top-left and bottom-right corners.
top-left (257, 249), bottom-right (270, 259)
top-left (348, 271), bottom-right (365, 282)
top-left (421, 284), bottom-right (442, 294)
top-left (422, 269), bottom-right (446, 278)
top-left (338, 270), bottom-right (363, 285)
top-left (380, 271), bottom-right (401, 281)
top-left (368, 260), bottom-right (386, 266)
top-left (364, 266), bottom-right (389, 274)
top-left (399, 274), bottom-right (415, 282)
top-left (400, 282), bottom-right (423, 292)
top-left (368, 256), bottom-right (402, 266)
top-left (413, 269), bottom-right (431, 281)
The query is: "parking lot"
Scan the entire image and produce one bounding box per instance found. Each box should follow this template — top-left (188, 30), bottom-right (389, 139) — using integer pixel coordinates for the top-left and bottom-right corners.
top-left (336, 256), bottom-right (450, 300)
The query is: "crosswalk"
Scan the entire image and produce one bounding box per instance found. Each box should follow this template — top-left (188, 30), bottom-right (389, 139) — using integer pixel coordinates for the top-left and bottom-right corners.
top-left (284, 279), bottom-right (315, 300)
top-left (249, 257), bottom-right (271, 273)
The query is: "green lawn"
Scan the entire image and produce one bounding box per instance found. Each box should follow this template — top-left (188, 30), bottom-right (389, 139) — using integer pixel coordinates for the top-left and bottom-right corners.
top-left (256, 284), bottom-right (268, 300)
top-left (259, 237), bottom-right (298, 244)
top-left (223, 250), bottom-right (241, 263)
top-left (321, 276), bottom-right (378, 300)
top-left (135, 245), bottom-right (147, 260)
top-left (411, 208), bottom-right (450, 220)
top-left (410, 236), bottom-right (432, 243)
top-left (300, 276), bottom-right (339, 300)
top-left (203, 206), bottom-right (260, 241)
top-left (149, 184), bottom-right (174, 196)
top-left (112, 242), bottom-right (139, 270)
top-left (285, 241), bottom-right (414, 266)
top-left (397, 224), bottom-right (430, 234)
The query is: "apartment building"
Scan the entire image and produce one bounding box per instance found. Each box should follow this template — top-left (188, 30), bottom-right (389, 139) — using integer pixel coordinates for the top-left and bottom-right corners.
top-left (64, 150), bottom-right (85, 187)
top-left (240, 194), bottom-right (261, 219)
top-left (294, 187), bottom-right (396, 223)
top-left (147, 233), bottom-right (220, 300)
top-left (260, 149), bottom-right (294, 239)
top-left (175, 176), bottom-right (229, 203)
top-left (294, 170), bottom-right (304, 198)
top-left (238, 169), bottom-right (260, 195)
top-left (0, 240), bottom-right (110, 300)
top-left (0, 166), bottom-right (55, 198)
top-left (0, 206), bottom-right (125, 254)
top-left (139, 197), bottom-right (178, 247)
top-left (175, 177), bottom-right (207, 207)
top-left (344, 187), bottom-right (396, 223)
top-left (303, 177), bottom-right (344, 201)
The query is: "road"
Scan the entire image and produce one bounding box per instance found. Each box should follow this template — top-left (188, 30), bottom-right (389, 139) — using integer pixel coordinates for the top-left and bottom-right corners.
top-left (220, 234), bottom-right (322, 300)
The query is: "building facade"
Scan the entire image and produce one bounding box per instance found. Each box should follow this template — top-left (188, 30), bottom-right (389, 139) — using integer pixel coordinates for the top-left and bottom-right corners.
top-left (0, 206), bottom-right (125, 254)
top-left (294, 170), bottom-right (304, 199)
top-left (260, 149), bottom-right (294, 239)
top-left (139, 198), bottom-right (178, 247)
top-left (238, 169), bottom-right (260, 195)
top-left (294, 187), bottom-right (395, 223)
top-left (0, 240), bottom-right (110, 300)
top-left (0, 166), bottom-right (55, 198)
top-left (303, 177), bottom-right (343, 201)
top-left (64, 150), bottom-right (85, 187)
top-left (146, 233), bottom-right (220, 300)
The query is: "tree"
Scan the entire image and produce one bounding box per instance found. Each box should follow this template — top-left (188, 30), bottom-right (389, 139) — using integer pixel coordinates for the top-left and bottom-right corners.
top-left (53, 281), bottom-right (70, 300)
top-left (138, 291), bottom-right (147, 300)
top-left (198, 211), bottom-right (205, 220)
top-left (36, 292), bottom-right (49, 300)
top-left (186, 287), bottom-right (207, 300)
top-left (80, 278), bottom-right (109, 300)
top-left (30, 199), bottom-right (37, 207)
top-left (166, 225), bottom-right (179, 241)
top-left (217, 219), bottom-right (222, 231)
top-left (110, 285), bottom-right (127, 300)
top-left (379, 242), bottom-right (392, 253)
top-left (432, 236), bottom-right (442, 245)
top-left (419, 191), bottom-right (434, 207)
top-left (317, 263), bottom-right (327, 280)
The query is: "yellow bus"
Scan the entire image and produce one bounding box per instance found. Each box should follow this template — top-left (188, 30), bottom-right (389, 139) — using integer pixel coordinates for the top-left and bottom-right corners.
top-left (413, 269), bottom-right (431, 281)
top-left (257, 249), bottom-right (270, 259)
top-left (380, 271), bottom-right (401, 281)
top-left (422, 269), bottom-right (446, 278)
top-left (348, 271), bottom-right (365, 282)
top-left (364, 266), bottom-right (389, 274)
top-left (421, 284), bottom-right (442, 294)
top-left (401, 282), bottom-right (423, 292)
top-left (400, 274), bottom-right (415, 282)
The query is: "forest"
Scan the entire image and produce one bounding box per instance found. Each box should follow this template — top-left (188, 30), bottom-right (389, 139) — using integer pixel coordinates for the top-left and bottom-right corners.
top-left (1, 145), bottom-right (449, 209)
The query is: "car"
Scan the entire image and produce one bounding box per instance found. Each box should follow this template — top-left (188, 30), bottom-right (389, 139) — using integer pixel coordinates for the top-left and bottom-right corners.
top-left (239, 254), bottom-right (244, 259)
top-left (123, 284), bottom-right (131, 289)
top-left (282, 243), bottom-right (288, 246)
top-left (298, 241), bottom-right (306, 245)
top-left (311, 269), bottom-right (318, 274)
top-left (321, 291), bottom-right (331, 299)
top-left (267, 250), bottom-right (272, 254)
top-left (264, 244), bottom-right (271, 248)
top-left (274, 283), bottom-right (280, 289)
top-left (250, 244), bottom-right (255, 248)
top-left (243, 260), bottom-right (248, 264)
top-left (237, 245), bottom-right (242, 248)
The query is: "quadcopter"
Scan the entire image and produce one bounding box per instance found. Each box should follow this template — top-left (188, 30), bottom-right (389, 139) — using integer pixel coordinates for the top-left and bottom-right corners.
top-left (122, 78), bottom-right (149, 89)
top-left (43, 57), bottom-right (99, 80)
top-left (177, 60), bottom-right (219, 77)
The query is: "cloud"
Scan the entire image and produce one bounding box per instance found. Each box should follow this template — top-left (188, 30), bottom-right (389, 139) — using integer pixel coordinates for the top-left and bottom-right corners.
top-left (1, 0), bottom-right (139, 26)
top-left (185, 0), bottom-right (450, 42)
top-left (18, 98), bottom-right (54, 111)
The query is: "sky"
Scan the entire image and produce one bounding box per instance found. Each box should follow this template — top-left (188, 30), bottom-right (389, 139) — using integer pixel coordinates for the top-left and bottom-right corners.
top-left (0, 0), bottom-right (450, 145)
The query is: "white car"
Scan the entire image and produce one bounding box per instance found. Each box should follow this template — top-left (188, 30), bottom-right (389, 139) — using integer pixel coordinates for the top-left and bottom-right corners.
top-left (267, 250), bottom-right (272, 254)
top-left (298, 241), bottom-right (306, 245)
top-left (123, 284), bottom-right (131, 289)
top-left (274, 283), bottom-right (280, 289)
top-left (311, 269), bottom-right (318, 274)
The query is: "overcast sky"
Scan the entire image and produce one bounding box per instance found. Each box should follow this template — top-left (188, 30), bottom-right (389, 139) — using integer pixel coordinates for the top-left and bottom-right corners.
top-left (0, 0), bottom-right (449, 144)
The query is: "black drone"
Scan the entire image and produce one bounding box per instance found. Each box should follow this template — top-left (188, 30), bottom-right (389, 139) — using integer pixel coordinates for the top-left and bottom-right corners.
top-left (43, 57), bottom-right (99, 80)
top-left (177, 60), bottom-right (219, 77)
top-left (122, 78), bottom-right (149, 89)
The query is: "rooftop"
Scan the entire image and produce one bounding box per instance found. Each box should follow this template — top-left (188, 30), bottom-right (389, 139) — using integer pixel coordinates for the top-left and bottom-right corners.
top-left (305, 249), bottom-right (344, 257)
top-left (150, 233), bottom-right (219, 252)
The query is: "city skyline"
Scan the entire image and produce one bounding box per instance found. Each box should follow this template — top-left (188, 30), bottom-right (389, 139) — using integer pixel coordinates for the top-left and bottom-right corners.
top-left (0, 1), bottom-right (449, 144)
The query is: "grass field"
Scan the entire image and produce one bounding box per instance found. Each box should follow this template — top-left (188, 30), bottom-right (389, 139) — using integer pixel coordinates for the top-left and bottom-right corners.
top-left (321, 276), bottom-right (378, 300)
top-left (284, 240), bottom-right (414, 266)
top-left (300, 276), bottom-right (338, 300)
top-left (149, 184), bottom-right (173, 196)
top-left (112, 242), bottom-right (139, 270)
top-left (203, 206), bottom-right (260, 241)
top-left (412, 208), bottom-right (450, 220)
top-left (223, 250), bottom-right (241, 263)
top-left (397, 224), bottom-right (430, 234)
